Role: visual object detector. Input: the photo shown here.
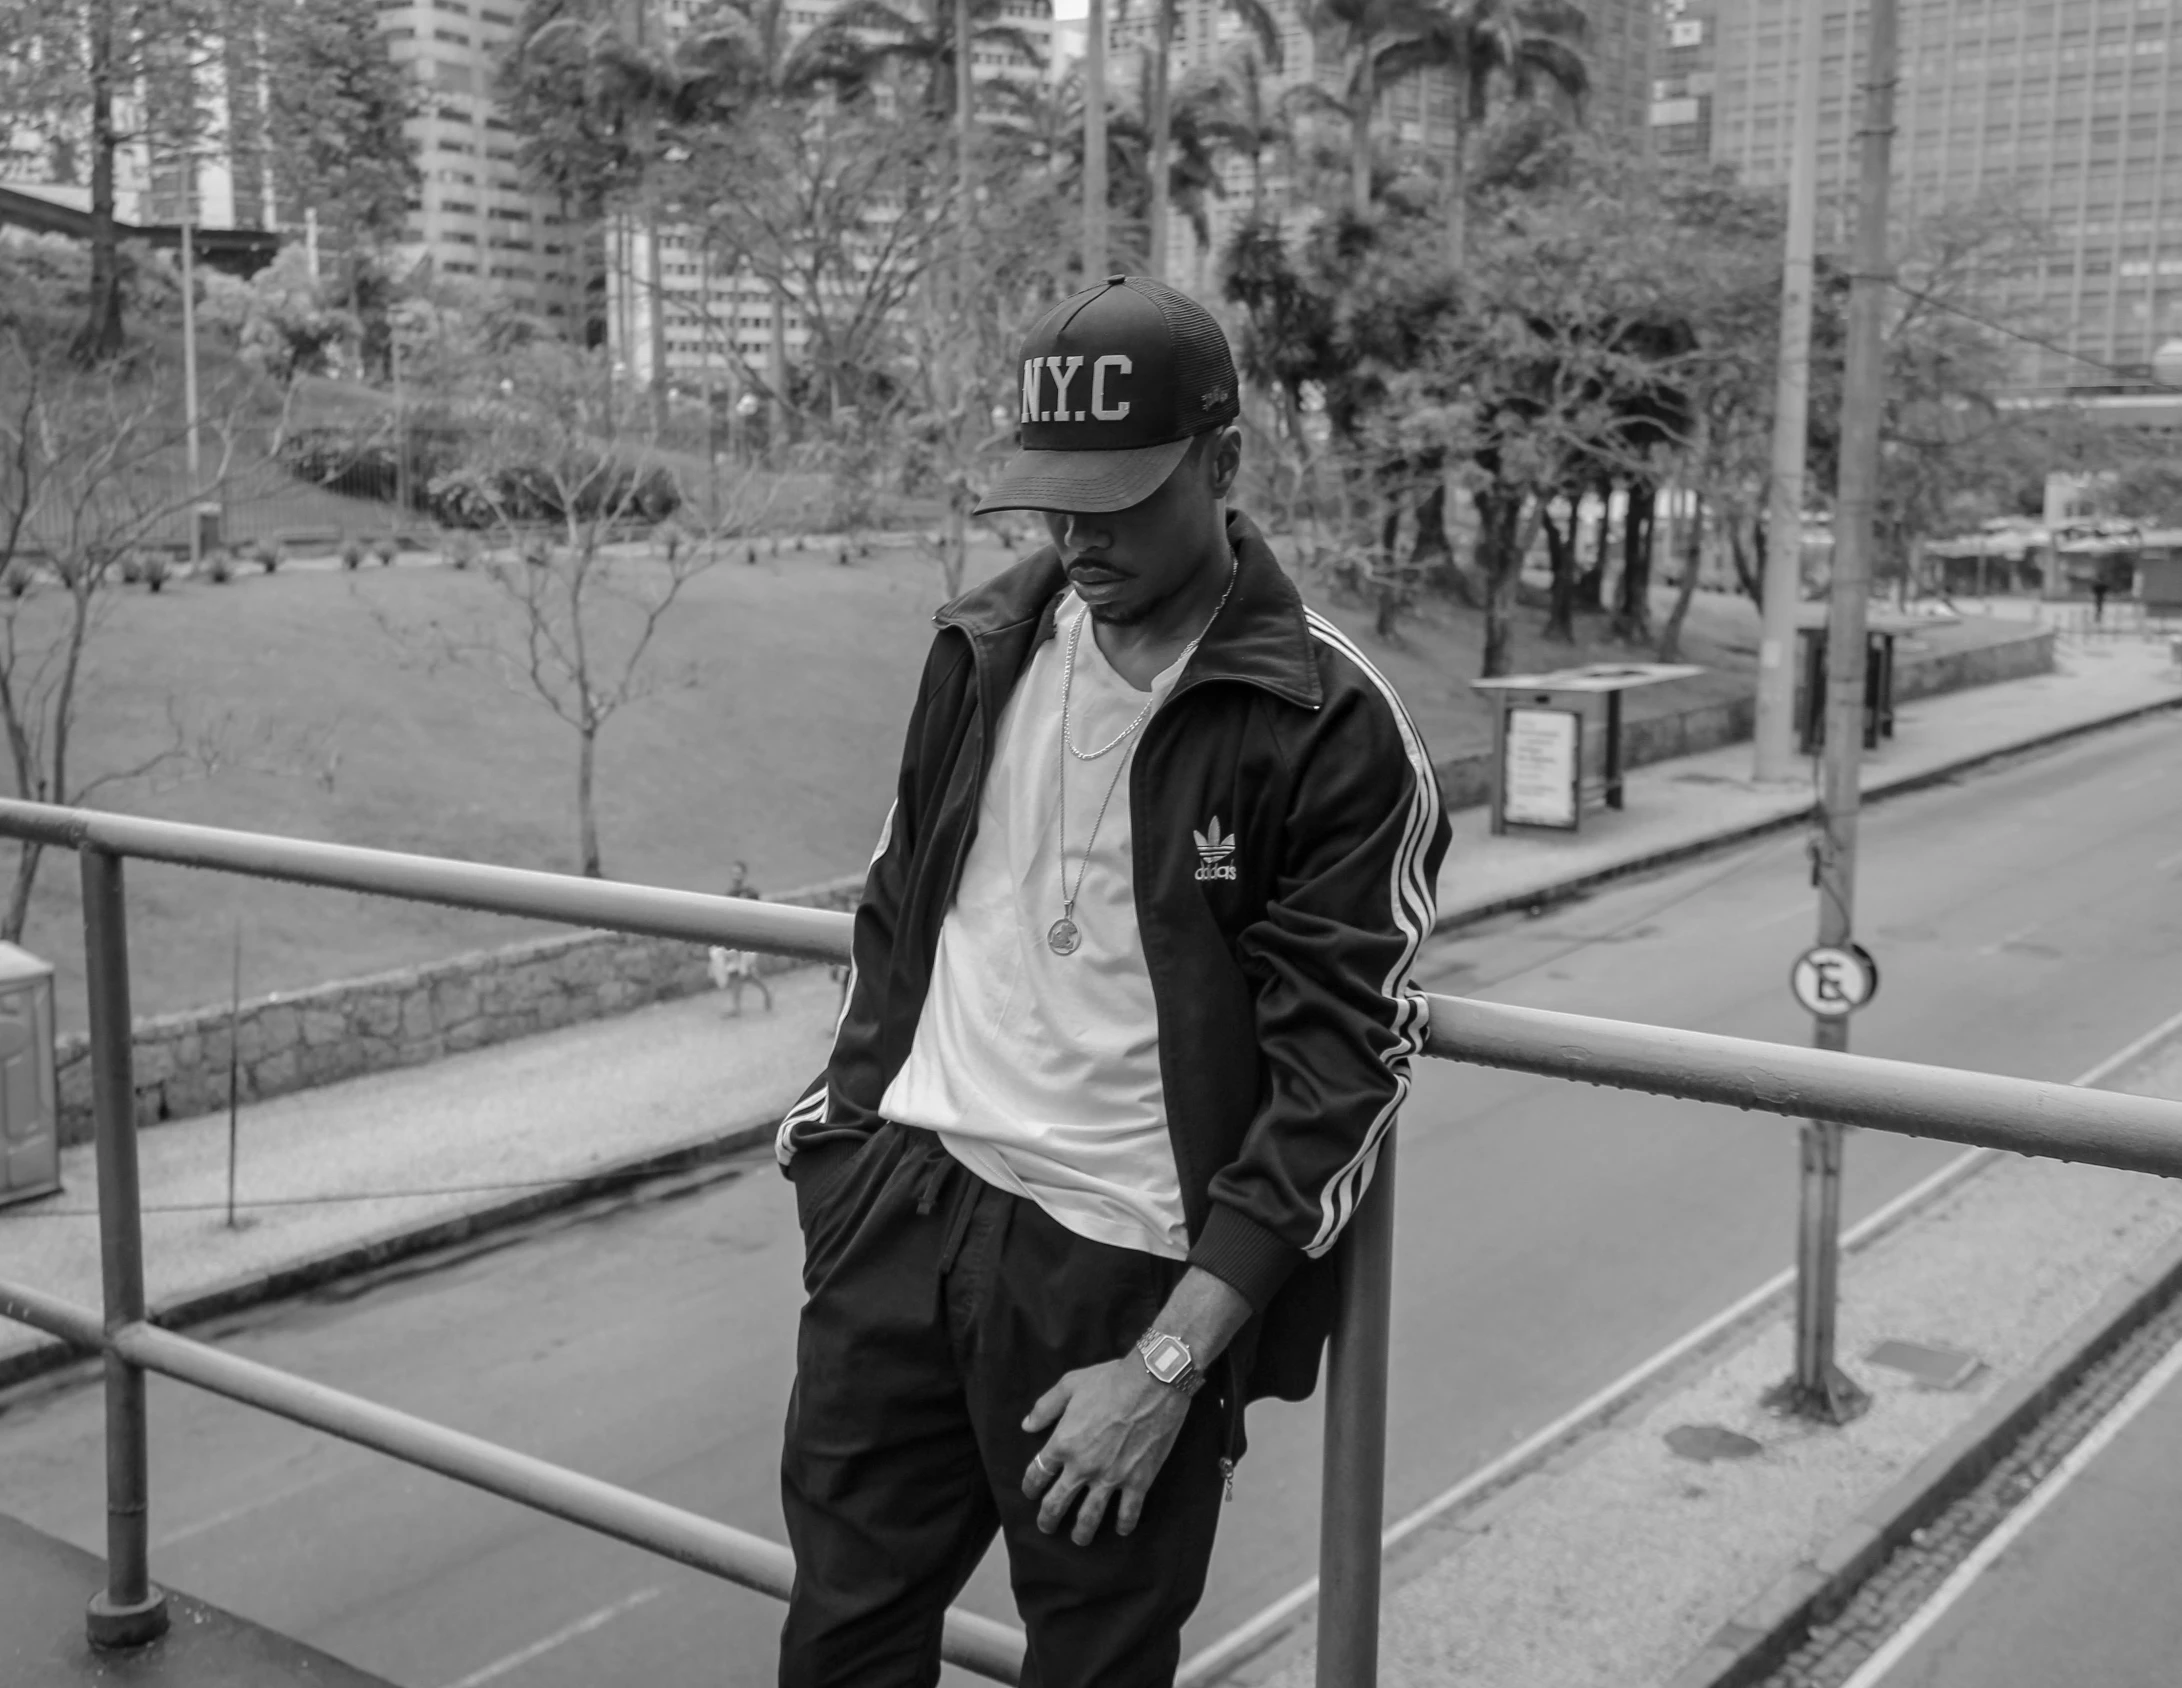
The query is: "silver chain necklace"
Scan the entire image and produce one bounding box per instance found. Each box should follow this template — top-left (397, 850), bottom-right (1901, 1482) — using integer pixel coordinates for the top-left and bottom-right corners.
top-left (1048, 556), bottom-right (1238, 957)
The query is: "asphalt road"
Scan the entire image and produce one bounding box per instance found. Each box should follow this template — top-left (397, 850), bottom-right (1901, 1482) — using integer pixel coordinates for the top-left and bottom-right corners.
top-left (0, 712), bottom-right (2178, 1688)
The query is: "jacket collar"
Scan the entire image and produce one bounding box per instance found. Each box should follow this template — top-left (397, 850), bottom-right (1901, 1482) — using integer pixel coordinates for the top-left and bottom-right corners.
top-left (933, 508), bottom-right (1323, 712)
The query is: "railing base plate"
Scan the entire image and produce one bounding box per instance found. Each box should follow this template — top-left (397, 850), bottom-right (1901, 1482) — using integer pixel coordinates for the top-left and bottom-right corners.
top-left (87, 1586), bottom-right (170, 1648)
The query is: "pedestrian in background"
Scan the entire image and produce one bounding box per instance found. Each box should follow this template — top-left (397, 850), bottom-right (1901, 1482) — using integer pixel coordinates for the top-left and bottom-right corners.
top-left (773, 276), bottom-right (1449, 1686)
top-left (709, 861), bottom-right (774, 1016)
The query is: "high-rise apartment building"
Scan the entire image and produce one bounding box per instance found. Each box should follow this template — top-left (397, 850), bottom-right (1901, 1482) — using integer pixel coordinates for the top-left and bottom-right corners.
top-left (376, 0), bottom-right (591, 328)
top-left (1709, 0), bottom-right (2182, 392)
top-left (1646, 0), bottom-right (1715, 162)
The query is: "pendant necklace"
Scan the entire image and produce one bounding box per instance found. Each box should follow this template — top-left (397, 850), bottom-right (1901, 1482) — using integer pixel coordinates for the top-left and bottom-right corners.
top-left (1049, 557), bottom-right (1238, 957)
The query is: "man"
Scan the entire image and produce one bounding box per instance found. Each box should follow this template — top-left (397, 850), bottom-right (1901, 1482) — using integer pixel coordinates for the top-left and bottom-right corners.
top-left (710, 861), bottom-right (775, 1015)
top-left (774, 275), bottom-right (1449, 1687)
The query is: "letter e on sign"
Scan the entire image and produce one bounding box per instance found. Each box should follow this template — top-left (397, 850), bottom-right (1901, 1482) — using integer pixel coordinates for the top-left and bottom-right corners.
top-left (1790, 944), bottom-right (1879, 1019)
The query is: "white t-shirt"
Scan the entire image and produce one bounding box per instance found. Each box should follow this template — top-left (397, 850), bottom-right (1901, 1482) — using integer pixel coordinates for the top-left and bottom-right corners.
top-left (879, 593), bottom-right (1191, 1259)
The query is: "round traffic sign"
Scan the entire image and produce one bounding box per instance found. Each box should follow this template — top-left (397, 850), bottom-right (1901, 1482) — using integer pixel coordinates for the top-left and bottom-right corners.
top-left (1790, 944), bottom-right (1879, 1019)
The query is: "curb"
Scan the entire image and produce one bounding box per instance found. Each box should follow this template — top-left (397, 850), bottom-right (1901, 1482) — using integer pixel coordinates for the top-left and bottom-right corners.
top-left (0, 1113), bottom-right (784, 1398)
top-left (1431, 687), bottom-right (2182, 935)
top-left (1664, 1220), bottom-right (2182, 1688)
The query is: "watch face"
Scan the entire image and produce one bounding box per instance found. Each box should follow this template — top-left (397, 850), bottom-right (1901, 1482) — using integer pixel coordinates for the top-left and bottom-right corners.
top-left (1145, 1334), bottom-right (1190, 1384)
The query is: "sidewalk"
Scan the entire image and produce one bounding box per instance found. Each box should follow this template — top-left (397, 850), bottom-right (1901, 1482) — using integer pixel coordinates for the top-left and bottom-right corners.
top-left (1436, 634), bottom-right (2182, 930)
top-left (0, 1512), bottom-right (398, 1688)
top-left (0, 639), bottom-right (2174, 1391)
top-left (1234, 1033), bottom-right (2182, 1688)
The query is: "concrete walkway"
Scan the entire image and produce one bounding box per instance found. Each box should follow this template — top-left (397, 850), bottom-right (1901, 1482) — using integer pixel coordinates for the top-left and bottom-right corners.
top-left (0, 638), bottom-right (2175, 1389)
top-left (0, 1512), bottom-right (398, 1688)
top-left (1436, 634), bottom-right (2182, 928)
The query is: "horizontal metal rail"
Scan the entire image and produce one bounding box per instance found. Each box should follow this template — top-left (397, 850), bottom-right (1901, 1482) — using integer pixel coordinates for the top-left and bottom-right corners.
top-left (5, 798), bottom-right (2181, 1685)
top-left (1426, 996), bottom-right (2182, 1175)
top-left (0, 1278), bottom-right (1026, 1682)
top-left (0, 800), bottom-right (852, 964)
top-left (7, 799), bottom-right (2171, 1162)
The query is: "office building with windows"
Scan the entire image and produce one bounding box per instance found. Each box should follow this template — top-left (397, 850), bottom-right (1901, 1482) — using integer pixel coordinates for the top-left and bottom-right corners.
top-left (1708, 0), bottom-right (2182, 392)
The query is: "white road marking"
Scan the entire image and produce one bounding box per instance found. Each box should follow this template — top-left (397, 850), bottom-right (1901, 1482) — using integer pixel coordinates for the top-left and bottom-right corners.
top-left (1173, 1000), bottom-right (2182, 1688)
top-left (1978, 918), bottom-right (2046, 957)
top-left (1835, 1335), bottom-right (2182, 1688)
top-left (437, 1587), bottom-right (662, 1688)
top-left (154, 1466), bottom-right (349, 1549)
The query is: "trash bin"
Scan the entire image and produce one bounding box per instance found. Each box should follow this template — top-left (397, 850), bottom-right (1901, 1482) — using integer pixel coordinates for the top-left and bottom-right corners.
top-left (0, 943), bottom-right (58, 1207)
top-left (193, 501), bottom-right (223, 559)
top-left (1796, 627), bottom-right (1897, 754)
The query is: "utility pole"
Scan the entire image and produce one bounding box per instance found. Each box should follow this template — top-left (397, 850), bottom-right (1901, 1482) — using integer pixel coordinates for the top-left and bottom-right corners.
top-left (1753, 0), bottom-right (1824, 782)
top-left (1083, 0), bottom-right (1109, 280)
top-left (1779, 0), bottom-right (1897, 1426)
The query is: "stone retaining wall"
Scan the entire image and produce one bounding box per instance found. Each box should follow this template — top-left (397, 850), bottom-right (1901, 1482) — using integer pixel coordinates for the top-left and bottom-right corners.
top-left (1431, 627), bottom-right (2054, 811)
top-left (70, 627), bottom-right (2053, 1141)
top-left (56, 874), bottom-right (865, 1144)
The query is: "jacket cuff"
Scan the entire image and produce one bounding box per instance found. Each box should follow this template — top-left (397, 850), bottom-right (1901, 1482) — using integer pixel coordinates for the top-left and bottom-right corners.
top-left (1189, 1203), bottom-right (1306, 1313)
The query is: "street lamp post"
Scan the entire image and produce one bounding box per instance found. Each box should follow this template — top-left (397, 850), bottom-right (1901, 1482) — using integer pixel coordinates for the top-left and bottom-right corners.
top-left (178, 171), bottom-right (203, 570)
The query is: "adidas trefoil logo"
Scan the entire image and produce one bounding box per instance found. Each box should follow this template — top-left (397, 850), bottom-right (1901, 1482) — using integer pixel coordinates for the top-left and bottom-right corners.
top-left (1192, 817), bottom-right (1238, 882)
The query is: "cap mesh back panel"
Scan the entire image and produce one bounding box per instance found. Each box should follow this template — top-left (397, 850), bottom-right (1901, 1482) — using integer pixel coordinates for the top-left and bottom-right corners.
top-left (1139, 279), bottom-right (1241, 432)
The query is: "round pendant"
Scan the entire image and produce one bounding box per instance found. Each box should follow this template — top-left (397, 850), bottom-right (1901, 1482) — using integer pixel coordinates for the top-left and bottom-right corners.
top-left (1047, 918), bottom-right (1081, 956)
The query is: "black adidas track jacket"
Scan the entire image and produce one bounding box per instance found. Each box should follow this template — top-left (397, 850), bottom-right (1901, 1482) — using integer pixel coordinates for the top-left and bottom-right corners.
top-left (778, 509), bottom-right (1450, 1405)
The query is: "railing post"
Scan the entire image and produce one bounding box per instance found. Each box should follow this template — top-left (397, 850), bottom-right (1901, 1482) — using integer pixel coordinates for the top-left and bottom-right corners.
top-left (1316, 1132), bottom-right (1395, 1688)
top-left (80, 846), bottom-right (167, 1648)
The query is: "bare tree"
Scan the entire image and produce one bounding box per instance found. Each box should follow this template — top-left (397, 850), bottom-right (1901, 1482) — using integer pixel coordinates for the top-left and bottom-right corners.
top-left (0, 294), bottom-right (242, 935)
top-left (418, 340), bottom-right (739, 878)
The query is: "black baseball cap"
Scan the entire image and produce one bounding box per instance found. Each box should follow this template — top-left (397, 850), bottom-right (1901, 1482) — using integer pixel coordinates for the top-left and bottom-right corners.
top-left (974, 274), bottom-right (1242, 516)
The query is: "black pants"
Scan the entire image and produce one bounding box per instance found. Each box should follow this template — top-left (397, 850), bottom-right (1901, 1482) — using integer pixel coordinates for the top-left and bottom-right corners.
top-left (779, 1124), bottom-right (1228, 1688)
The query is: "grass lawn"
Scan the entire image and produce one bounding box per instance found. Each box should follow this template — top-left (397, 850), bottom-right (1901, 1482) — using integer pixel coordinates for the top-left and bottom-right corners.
top-left (15, 528), bottom-right (2009, 1032)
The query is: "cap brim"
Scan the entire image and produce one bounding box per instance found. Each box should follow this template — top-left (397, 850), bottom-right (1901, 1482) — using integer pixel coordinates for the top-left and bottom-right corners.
top-left (972, 437), bottom-right (1193, 516)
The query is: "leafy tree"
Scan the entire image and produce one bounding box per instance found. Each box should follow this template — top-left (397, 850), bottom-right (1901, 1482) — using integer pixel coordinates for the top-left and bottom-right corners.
top-left (814, 0), bottom-right (1044, 116)
top-left (1283, 0), bottom-right (1441, 217)
top-left (1380, 0), bottom-right (1588, 263)
top-left (0, 0), bottom-right (229, 362)
top-left (253, 0), bottom-right (421, 268)
top-left (1113, 0), bottom-right (1278, 278)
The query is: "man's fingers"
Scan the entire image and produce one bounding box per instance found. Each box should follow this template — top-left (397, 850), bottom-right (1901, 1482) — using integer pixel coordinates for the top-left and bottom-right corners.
top-left (1070, 1484), bottom-right (1113, 1547)
top-left (1036, 1470), bottom-right (1083, 1536)
top-left (1113, 1483), bottom-right (1146, 1538)
top-left (1020, 1445), bottom-right (1063, 1501)
top-left (1022, 1379), bottom-right (1071, 1433)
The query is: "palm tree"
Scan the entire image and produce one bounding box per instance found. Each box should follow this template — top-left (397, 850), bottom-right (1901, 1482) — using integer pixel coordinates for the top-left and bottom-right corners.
top-left (1286, 0), bottom-right (1443, 220)
top-left (814, 0), bottom-right (1047, 118)
top-left (1118, 0), bottom-right (1280, 280)
top-left (1384, 0), bottom-right (1588, 263)
top-left (1183, 43), bottom-right (1291, 223)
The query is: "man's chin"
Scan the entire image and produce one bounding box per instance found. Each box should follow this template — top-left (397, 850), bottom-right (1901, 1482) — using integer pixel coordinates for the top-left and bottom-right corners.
top-left (1086, 592), bottom-right (1166, 626)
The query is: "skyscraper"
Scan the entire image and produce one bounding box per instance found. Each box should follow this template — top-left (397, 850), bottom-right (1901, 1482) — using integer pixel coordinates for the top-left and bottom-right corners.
top-left (1710, 0), bottom-right (2182, 392)
top-left (376, 0), bottom-right (590, 329)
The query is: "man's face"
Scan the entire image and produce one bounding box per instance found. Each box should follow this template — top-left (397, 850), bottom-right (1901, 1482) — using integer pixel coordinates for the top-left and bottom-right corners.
top-left (1039, 428), bottom-right (1242, 626)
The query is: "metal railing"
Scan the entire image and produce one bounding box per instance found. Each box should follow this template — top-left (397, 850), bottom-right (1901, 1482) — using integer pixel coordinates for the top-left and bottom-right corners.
top-left (2, 798), bottom-right (2181, 1684)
